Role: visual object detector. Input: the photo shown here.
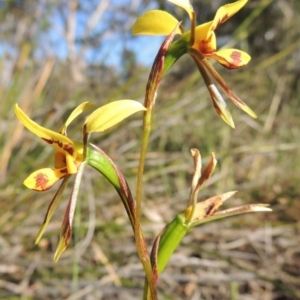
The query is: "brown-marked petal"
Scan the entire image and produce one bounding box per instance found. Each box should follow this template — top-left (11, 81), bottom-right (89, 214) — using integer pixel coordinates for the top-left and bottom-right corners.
top-left (24, 167), bottom-right (68, 191)
top-left (210, 0), bottom-right (248, 32)
top-left (207, 49), bottom-right (251, 69)
top-left (14, 104), bottom-right (75, 155)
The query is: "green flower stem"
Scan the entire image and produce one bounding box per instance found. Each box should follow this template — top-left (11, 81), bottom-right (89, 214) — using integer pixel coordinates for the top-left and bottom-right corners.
top-left (136, 83), bottom-right (157, 300)
top-left (137, 107), bottom-right (156, 300)
top-left (136, 28), bottom-right (181, 300)
top-left (156, 213), bottom-right (190, 274)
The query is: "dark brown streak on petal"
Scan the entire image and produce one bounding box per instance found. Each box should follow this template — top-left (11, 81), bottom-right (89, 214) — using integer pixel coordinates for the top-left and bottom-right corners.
top-left (42, 138), bottom-right (74, 156)
top-left (219, 13), bottom-right (230, 25)
top-left (42, 138), bottom-right (54, 145)
top-left (211, 13), bottom-right (230, 31)
top-left (63, 144), bottom-right (74, 156)
top-left (59, 168), bottom-right (68, 175)
top-left (205, 203), bottom-right (218, 217)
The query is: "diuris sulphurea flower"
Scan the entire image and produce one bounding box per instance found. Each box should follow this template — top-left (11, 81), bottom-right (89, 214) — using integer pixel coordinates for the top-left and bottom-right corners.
top-left (15, 100), bottom-right (146, 261)
top-left (133, 0), bottom-right (257, 128)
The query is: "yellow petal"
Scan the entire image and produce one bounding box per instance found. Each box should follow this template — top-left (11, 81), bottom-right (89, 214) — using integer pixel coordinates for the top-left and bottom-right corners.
top-left (85, 100), bottom-right (146, 133)
top-left (167, 0), bottom-right (194, 20)
top-left (65, 152), bottom-right (80, 174)
top-left (207, 49), bottom-right (251, 69)
top-left (15, 104), bottom-right (74, 155)
top-left (60, 101), bottom-right (94, 135)
top-left (24, 167), bottom-right (68, 191)
top-left (210, 0), bottom-right (248, 32)
top-left (132, 10), bottom-right (182, 36)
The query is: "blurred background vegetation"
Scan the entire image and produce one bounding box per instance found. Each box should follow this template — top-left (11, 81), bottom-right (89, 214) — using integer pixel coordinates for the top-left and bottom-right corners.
top-left (0, 0), bottom-right (299, 299)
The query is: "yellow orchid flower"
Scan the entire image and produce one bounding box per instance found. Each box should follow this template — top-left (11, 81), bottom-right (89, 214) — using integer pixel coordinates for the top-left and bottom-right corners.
top-left (15, 100), bottom-right (146, 261)
top-left (133, 0), bottom-right (249, 69)
top-left (133, 0), bottom-right (257, 127)
top-left (192, 0), bottom-right (250, 69)
top-left (15, 100), bottom-right (146, 191)
top-left (15, 102), bottom-right (93, 191)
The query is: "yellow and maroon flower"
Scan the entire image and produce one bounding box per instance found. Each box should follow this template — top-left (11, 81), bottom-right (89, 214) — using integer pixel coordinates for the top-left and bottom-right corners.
top-left (15, 100), bottom-right (146, 260)
top-left (15, 102), bottom-right (92, 191)
top-left (133, 0), bottom-right (257, 127)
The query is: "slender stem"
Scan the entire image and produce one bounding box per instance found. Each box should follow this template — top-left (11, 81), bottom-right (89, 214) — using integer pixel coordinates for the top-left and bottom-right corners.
top-left (136, 90), bottom-right (157, 300)
top-left (135, 27), bottom-right (179, 299)
top-left (135, 99), bottom-right (154, 216)
top-left (135, 51), bottom-right (163, 300)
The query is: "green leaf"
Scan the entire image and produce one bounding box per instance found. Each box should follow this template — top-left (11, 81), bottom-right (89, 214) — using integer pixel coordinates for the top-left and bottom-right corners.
top-left (87, 146), bottom-right (136, 227)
